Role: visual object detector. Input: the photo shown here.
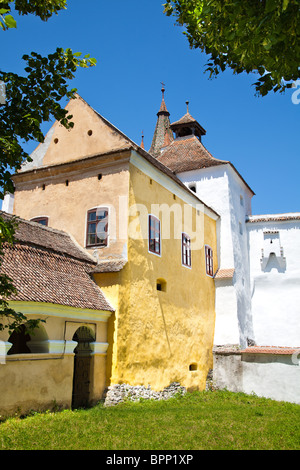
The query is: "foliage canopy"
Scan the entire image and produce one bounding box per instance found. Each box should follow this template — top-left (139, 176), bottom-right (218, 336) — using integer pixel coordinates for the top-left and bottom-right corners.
top-left (0, 0), bottom-right (96, 333)
top-left (164, 0), bottom-right (300, 96)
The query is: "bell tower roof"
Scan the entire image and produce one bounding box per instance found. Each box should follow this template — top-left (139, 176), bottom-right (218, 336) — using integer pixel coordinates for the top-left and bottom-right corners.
top-left (149, 84), bottom-right (174, 157)
top-left (170, 101), bottom-right (206, 141)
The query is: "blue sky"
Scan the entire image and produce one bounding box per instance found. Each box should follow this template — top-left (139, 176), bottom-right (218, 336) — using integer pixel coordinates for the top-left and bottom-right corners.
top-left (2, 0), bottom-right (299, 215)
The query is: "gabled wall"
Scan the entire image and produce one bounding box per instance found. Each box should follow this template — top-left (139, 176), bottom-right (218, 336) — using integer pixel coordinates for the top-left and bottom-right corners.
top-left (22, 95), bottom-right (132, 171)
top-left (12, 154), bottom-right (131, 261)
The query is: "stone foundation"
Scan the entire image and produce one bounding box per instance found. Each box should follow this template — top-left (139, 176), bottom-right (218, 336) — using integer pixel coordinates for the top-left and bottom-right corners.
top-left (104, 382), bottom-right (186, 406)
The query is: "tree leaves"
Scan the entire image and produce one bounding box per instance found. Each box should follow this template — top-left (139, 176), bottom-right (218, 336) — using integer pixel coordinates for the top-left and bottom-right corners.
top-left (2, 13), bottom-right (16, 28)
top-left (0, 7), bottom-right (16, 30)
top-left (164, 0), bottom-right (300, 96)
top-left (0, 48), bottom-right (96, 201)
top-left (0, 0), bottom-right (97, 334)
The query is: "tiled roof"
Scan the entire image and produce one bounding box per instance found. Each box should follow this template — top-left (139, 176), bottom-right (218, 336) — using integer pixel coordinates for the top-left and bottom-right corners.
top-left (158, 135), bottom-right (255, 195)
top-left (92, 258), bottom-right (127, 273)
top-left (150, 115), bottom-right (174, 158)
top-left (157, 135), bottom-right (227, 173)
top-left (0, 213), bottom-right (114, 312)
top-left (214, 345), bottom-right (300, 355)
top-left (240, 346), bottom-right (300, 355)
top-left (247, 213), bottom-right (300, 223)
top-left (170, 112), bottom-right (206, 138)
top-left (171, 112), bottom-right (198, 126)
top-left (214, 268), bottom-right (235, 279)
top-left (1, 244), bottom-right (113, 311)
top-left (1, 211), bottom-right (94, 263)
top-left (149, 89), bottom-right (174, 158)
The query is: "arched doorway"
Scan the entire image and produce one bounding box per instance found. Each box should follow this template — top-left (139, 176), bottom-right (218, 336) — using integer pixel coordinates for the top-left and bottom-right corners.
top-left (72, 326), bottom-right (95, 409)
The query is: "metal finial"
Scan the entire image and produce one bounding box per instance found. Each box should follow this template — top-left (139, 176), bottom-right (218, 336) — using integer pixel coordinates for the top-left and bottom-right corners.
top-left (141, 130), bottom-right (145, 149)
top-left (186, 101), bottom-right (190, 114)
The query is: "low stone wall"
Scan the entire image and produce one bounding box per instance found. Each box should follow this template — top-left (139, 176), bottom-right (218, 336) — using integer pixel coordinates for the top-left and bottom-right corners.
top-left (104, 382), bottom-right (186, 406)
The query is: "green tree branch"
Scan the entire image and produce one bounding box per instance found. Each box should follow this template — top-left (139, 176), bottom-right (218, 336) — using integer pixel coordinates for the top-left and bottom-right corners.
top-left (0, 0), bottom-right (96, 334)
top-left (164, 0), bottom-right (300, 96)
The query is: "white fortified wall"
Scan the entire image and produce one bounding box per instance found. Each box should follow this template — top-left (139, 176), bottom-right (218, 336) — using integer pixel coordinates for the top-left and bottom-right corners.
top-left (247, 215), bottom-right (300, 347)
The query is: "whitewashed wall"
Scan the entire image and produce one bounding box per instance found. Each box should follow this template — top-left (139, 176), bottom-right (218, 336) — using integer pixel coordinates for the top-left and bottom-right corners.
top-left (178, 163), bottom-right (254, 348)
top-left (214, 350), bottom-right (300, 405)
top-left (247, 216), bottom-right (300, 347)
top-left (2, 193), bottom-right (14, 214)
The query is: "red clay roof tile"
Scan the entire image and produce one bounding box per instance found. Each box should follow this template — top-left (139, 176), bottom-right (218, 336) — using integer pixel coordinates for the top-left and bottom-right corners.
top-left (0, 213), bottom-right (114, 311)
top-left (240, 346), bottom-right (300, 355)
top-left (157, 135), bottom-right (227, 173)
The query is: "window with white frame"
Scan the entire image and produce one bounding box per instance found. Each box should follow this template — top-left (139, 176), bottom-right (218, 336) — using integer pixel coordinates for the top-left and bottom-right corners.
top-left (86, 208), bottom-right (108, 247)
top-left (182, 233), bottom-right (191, 267)
top-left (148, 215), bottom-right (161, 255)
top-left (205, 245), bottom-right (213, 276)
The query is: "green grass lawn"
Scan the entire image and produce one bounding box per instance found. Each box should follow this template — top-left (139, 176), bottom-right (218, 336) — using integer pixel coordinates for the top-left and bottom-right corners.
top-left (0, 390), bottom-right (299, 450)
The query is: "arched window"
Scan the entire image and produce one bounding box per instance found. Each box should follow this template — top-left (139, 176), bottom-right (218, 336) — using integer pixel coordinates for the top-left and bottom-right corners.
top-left (7, 324), bottom-right (31, 355)
top-left (7, 323), bottom-right (49, 355)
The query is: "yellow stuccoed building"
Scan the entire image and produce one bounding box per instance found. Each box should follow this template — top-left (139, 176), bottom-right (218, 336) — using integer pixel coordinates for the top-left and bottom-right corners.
top-left (0, 94), bottom-right (219, 416)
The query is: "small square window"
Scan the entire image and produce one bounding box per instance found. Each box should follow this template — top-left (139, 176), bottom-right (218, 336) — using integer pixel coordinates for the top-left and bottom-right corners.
top-left (156, 279), bottom-right (166, 292)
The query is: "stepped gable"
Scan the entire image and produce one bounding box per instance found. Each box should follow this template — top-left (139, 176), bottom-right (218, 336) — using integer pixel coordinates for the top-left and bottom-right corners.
top-left (0, 212), bottom-right (114, 312)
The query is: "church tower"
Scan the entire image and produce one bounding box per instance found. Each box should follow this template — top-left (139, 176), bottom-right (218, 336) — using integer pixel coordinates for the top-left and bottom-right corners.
top-left (151, 93), bottom-right (255, 349)
top-left (149, 85), bottom-right (174, 157)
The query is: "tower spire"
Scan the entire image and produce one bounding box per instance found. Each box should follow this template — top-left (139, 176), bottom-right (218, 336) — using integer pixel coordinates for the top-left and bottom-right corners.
top-left (149, 83), bottom-right (174, 157)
